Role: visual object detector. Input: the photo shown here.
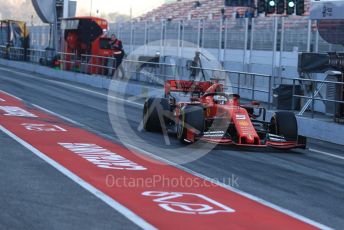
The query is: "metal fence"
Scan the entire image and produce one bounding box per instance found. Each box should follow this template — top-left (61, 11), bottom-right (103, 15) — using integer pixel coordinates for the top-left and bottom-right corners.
top-left (107, 17), bottom-right (343, 75)
top-left (27, 18), bottom-right (343, 76)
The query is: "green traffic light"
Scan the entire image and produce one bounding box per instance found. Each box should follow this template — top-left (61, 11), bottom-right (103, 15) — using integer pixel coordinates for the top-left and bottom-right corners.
top-left (269, 0), bottom-right (276, 7)
top-left (288, 1), bottom-right (295, 7)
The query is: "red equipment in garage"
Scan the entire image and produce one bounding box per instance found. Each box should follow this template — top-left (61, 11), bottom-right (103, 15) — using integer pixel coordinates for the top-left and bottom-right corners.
top-left (61, 16), bottom-right (113, 75)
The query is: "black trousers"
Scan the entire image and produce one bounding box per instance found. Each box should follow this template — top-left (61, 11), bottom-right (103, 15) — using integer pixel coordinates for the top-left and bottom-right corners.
top-left (113, 54), bottom-right (125, 77)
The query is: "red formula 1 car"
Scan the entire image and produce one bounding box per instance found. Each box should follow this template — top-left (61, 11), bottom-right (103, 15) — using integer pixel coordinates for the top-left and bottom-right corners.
top-left (143, 80), bottom-right (306, 149)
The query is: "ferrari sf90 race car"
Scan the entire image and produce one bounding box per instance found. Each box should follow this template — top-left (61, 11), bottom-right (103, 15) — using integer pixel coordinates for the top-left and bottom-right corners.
top-left (143, 80), bottom-right (306, 149)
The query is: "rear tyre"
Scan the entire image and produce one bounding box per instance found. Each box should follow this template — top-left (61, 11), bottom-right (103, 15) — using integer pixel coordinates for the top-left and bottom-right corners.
top-left (143, 98), bottom-right (171, 132)
top-left (177, 105), bottom-right (204, 143)
top-left (270, 111), bottom-right (298, 141)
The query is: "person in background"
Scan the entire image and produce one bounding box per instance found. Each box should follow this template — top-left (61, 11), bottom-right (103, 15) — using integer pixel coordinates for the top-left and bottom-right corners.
top-left (245, 8), bottom-right (255, 18)
top-left (109, 34), bottom-right (125, 78)
top-left (235, 9), bottom-right (241, 19)
top-left (190, 51), bottom-right (201, 80)
top-left (245, 9), bottom-right (250, 18)
top-left (235, 9), bottom-right (244, 26)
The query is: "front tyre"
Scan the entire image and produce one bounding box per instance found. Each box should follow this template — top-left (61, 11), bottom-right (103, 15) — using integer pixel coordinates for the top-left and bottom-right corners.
top-left (177, 105), bottom-right (204, 143)
top-left (143, 98), bottom-right (171, 132)
top-left (270, 111), bottom-right (298, 141)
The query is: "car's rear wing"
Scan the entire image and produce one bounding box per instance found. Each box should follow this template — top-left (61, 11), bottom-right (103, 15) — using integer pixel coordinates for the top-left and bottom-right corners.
top-left (164, 80), bottom-right (215, 95)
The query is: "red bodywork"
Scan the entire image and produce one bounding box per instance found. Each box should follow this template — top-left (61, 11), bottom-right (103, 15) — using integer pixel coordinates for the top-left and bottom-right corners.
top-left (166, 80), bottom-right (305, 149)
top-left (61, 17), bottom-right (113, 74)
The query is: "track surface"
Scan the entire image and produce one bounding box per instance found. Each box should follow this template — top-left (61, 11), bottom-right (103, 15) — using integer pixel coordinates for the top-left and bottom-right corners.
top-left (0, 132), bottom-right (140, 230)
top-left (0, 66), bottom-right (343, 229)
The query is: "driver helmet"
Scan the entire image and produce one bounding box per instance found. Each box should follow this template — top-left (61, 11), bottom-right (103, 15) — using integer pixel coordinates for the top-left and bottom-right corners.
top-left (213, 95), bottom-right (227, 104)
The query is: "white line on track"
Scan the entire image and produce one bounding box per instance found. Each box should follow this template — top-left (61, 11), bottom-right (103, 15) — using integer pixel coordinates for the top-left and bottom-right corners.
top-left (0, 125), bottom-right (156, 230)
top-left (309, 148), bottom-right (344, 161)
top-left (25, 96), bottom-right (332, 230)
top-left (33, 104), bottom-right (86, 127)
top-left (0, 89), bottom-right (23, 101)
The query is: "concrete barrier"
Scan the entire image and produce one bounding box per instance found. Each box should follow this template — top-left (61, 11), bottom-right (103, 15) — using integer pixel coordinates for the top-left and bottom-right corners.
top-left (0, 59), bottom-right (343, 146)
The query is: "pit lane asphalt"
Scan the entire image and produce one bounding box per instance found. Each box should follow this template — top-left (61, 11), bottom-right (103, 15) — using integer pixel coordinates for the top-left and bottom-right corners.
top-left (0, 130), bottom-right (140, 230)
top-left (0, 66), bottom-right (343, 229)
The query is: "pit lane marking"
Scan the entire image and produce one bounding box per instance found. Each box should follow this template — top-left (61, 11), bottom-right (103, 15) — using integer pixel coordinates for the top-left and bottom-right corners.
top-left (0, 106), bottom-right (38, 117)
top-left (0, 125), bottom-right (156, 230)
top-left (28, 98), bottom-right (331, 230)
top-left (59, 143), bottom-right (147, 171)
top-left (0, 89), bottom-right (22, 101)
top-left (2, 91), bottom-right (331, 229)
top-left (21, 123), bottom-right (67, 132)
top-left (309, 148), bottom-right (344, 161)
top-left (142, 191), bottom-right (236, 214)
